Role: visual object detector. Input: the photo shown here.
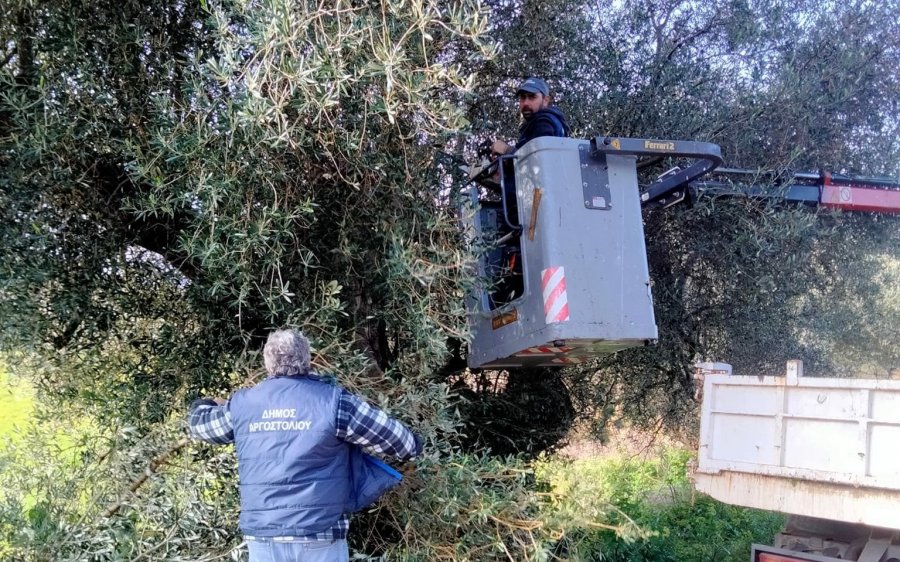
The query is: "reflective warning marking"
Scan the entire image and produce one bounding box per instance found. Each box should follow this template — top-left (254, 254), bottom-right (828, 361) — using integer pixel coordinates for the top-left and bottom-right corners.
top-left (541, 266), bottom-right (570, 324)
top-left (551, 357), bottom-right (584, 364)
top-left (515, 346), bottom-right (573, 356)
top-left (491, 308), bottom-right (518, 330)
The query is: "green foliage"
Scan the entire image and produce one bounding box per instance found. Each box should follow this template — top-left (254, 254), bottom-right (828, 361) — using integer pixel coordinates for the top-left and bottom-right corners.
top-left (1, 0), bottom-right (493, 421)
top-left (0, 418), bottom-right (245, 561)
top-left (1, 0), bottom-right (522, 558)
top-left (0, 366), bottom-right (33, 441)
top-left (0, 0), bottom-right (897, 559)
top-left (453, 368), bottom-right (576, 456)
top-left (0, 418), bottom-right (621, 561)
top-left (470, 0), bottom-right (900, 435)
top-left (540, 449), bottom-right (785, 562)
top-left (586, 494), bottom-right (784, 562)
top-left (793, 214), bottom-right (900, 378)
top-left (477, 0), bottom-right (899, 174)
top-left (384, 452), bottom-right (589, 560)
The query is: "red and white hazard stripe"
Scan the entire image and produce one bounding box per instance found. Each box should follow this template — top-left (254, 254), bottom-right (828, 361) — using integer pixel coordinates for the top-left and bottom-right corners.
top-left (551, 357), bottom-right (584, 365)
top-left (541, 266), bottom-right (570, 324)
top-left (515, 346), bottom-right (573, 356)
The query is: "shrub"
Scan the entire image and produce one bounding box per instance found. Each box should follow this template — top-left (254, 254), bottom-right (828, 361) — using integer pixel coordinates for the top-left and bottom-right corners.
top-left (539, 448), bottom-right (785, 562)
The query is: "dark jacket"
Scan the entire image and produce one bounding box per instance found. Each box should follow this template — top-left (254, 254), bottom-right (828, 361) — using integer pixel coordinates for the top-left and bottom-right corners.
top-left (228, 376), bottom-right (398, 536)
top-left (517, 106), bottom-right (570, 148)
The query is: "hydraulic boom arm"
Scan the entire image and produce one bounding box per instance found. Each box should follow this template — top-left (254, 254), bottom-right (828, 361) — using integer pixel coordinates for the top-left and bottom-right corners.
top-left (590, 136), bottom-right (724, 207)
top-left (686, 168), bottom-right (900, 214)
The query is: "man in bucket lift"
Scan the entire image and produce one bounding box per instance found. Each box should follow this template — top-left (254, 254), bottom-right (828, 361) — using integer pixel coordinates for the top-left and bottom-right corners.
top-left (491, 76), bottom-right (570, 157)
top-left (486, 77), bottom-right (570, 306)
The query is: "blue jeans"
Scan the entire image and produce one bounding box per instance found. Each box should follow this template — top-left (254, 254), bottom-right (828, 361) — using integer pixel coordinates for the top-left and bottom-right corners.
top-left (246, 538), bottom-right (349, 562)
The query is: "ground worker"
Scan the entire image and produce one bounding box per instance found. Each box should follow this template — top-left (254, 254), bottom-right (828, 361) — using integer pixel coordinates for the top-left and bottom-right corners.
top-left (187, 328), bottom-right (421, 562)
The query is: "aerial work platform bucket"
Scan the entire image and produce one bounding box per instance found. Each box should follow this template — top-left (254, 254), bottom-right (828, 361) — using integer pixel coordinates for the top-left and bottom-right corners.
top-left (464, 136), bottom-right (659, 369)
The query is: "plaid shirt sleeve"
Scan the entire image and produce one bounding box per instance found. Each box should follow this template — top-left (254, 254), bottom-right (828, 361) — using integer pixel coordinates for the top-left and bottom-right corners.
top-left (187, 399), bottom-right (235, 445)
top-left (335, 390), bottom-right (421, 461)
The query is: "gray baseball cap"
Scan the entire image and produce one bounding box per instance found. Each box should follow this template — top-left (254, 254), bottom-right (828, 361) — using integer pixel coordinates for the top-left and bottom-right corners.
top-left (516, 77), bottom-right (549, 96)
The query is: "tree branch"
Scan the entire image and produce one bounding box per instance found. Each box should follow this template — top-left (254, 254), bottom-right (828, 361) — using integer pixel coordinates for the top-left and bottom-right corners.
top-left (101, 437), bottom-right (190, 519)
top-left (14, 9), bottom-right (34, 86)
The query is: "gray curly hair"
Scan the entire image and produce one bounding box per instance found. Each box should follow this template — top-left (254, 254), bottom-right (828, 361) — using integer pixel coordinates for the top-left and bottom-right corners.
top-left (263, 329), bottom-right (311, 376)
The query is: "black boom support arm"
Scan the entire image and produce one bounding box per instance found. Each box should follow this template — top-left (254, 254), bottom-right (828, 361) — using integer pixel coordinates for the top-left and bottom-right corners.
top-left (591, 136), bottom-right (724, 206)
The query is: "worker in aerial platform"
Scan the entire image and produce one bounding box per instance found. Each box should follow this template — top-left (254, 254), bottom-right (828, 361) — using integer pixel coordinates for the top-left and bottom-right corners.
top-left (490, 76), bottom-right (570, 157)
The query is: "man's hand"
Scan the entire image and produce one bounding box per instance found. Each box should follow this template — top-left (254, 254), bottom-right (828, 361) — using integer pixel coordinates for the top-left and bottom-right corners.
top-left (212, 397), bottom-right (227, 406)
top-left (491, 140), bottom-right (510, 156)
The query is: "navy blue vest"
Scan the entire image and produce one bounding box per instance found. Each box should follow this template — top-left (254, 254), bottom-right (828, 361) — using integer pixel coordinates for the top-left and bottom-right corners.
top-left (230, 375), bottom-right (350, 536)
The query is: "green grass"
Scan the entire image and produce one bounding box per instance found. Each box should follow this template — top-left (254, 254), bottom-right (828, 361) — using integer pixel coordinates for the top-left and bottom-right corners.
top-left (0, 367), bottom-right (36, 557)
top-left (0, 366), bottom-right (105, 558)
top-left (539, 448), bottom-right (785, 562)
top-left (0, 368), bottom-right (35, 444)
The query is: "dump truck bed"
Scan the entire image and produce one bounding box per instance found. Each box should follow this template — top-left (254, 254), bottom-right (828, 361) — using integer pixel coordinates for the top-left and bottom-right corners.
top-left (694, 364), bottom-right (900, 530)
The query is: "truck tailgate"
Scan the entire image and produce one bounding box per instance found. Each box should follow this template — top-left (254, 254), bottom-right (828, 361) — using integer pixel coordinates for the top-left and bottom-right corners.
top-left (694, 366), bottom-right (900, 530)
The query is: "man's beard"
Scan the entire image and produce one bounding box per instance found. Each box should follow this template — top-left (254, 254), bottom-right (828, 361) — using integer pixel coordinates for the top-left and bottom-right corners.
top-left (521, 109), bottom-right (534, 120)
